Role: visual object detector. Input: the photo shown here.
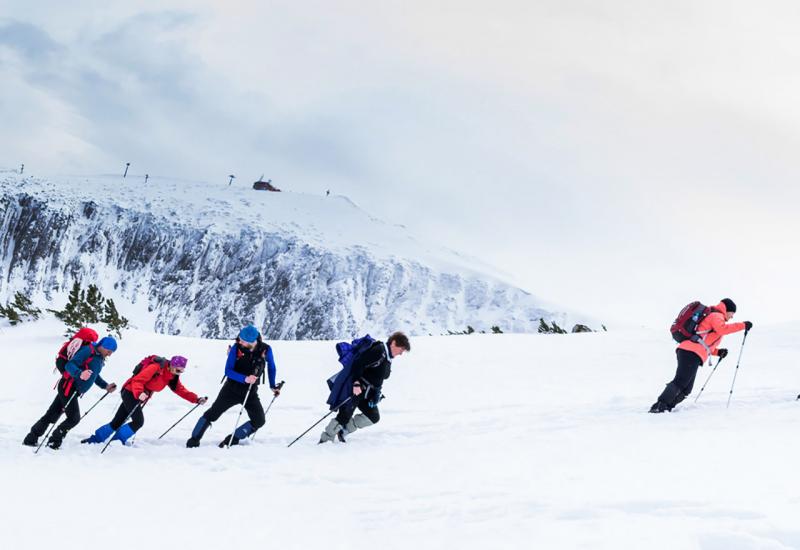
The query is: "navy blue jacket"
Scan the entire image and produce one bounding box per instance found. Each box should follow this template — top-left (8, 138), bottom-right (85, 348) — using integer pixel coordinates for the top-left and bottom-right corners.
top-left (64, 345), bottom-right (109, 395)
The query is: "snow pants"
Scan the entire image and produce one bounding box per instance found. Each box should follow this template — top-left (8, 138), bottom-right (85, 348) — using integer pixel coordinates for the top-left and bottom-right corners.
top-left (201, 379), bottom-right (265, 429)
top-left (29, 379), bottom-right (81, 441)
top-left (656, 349), bottom-right (703, 410)
top-left (336, 393), bottom-right (380, 426)
top-left (109, 390), bottom-right (145, 431)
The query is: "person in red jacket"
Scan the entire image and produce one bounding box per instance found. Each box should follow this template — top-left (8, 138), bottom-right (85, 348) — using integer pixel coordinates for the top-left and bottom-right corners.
top-left (650, 298), bottom-right (752, 413)
top-left (82, 355), bottom-right (207, 445)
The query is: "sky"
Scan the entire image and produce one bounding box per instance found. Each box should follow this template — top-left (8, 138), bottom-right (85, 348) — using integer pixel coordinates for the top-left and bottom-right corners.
top-left (1, 1), bottom-right (799, 328)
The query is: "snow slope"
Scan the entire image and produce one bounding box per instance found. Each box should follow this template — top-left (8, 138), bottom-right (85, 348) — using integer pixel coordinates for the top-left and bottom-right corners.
top-left (0, 174), bottom-right (591, 338)
top-left (1, 319), bottom-right (795, 550)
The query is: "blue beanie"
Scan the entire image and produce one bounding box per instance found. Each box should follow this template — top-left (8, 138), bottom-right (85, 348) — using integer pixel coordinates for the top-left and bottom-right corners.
top-left (238, 325), bottom-right (259, 343)
top-left (98, 336), bottom-right (118, 352)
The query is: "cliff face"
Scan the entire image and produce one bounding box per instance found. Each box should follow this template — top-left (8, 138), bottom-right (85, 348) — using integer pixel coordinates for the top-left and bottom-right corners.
top-left (0, 176), bottom-right (567, 339)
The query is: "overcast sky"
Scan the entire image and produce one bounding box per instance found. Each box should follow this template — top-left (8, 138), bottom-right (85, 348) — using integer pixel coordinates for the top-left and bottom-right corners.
top-left (2, 1), bottom-right (799, 327)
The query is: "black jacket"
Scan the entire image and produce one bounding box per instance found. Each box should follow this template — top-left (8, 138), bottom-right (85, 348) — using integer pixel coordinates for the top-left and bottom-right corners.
top-left (351, 341), bottom-right (392, 392)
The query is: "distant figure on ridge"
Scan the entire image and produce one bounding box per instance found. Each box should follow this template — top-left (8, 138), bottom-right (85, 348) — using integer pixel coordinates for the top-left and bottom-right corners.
top-left (650, 299), bottom-right (751, 413)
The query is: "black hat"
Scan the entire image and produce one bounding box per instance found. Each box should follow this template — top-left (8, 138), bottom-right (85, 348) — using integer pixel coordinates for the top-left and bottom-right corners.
top-left (721, 298), bottom-right (737, 313)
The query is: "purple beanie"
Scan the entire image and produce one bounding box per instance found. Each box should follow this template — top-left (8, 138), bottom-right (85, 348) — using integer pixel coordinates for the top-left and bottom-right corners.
top-left (170, 355), bottom-right (188, 369)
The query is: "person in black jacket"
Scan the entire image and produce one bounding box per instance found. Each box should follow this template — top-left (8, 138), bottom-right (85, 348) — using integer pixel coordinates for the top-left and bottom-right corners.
top-left (186, 325), bottom-right (280, 448)
top-left (319, 331), bottom-right (410, 443)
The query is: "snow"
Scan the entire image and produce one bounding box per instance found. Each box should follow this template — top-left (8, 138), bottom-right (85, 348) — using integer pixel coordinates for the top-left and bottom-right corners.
top-left (1, 319), bottom-right (795, 548)
top-left (0, 173), bottom-right (504, 279)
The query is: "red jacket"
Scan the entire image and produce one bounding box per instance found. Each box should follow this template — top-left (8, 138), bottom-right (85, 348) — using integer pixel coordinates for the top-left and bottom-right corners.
top-left (677, 301), bottom-right (746, 363)
top-left (123, 361), bottom-right (200, 403)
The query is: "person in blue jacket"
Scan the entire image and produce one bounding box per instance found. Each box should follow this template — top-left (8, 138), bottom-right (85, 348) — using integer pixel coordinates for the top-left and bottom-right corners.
top-left (186, 325), bottom-right (280, 448)
top-left (23, 336), bottom-right (118, 449)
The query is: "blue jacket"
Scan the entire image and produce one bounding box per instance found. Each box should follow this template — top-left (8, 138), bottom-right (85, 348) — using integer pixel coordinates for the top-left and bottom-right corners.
top-left (224, 343), bottom-right (277, 388)
top-left (64, 345), bottom-right (109, 395)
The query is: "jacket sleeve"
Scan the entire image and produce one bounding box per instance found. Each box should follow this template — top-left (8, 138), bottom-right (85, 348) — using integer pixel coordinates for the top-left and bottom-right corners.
top-left (64, 346), bottom-right (90, 378)
top-left (224, 346), bottom-right (246, 383)
top-left (129, 363), bottom-right (160, 398)
top-left (171, 377), bottom-right (200, 403)
top-left (94, 374), bottom-right (109, 389)
top-left (266, 347), bottom-right (277, 388)
top-left (709, 315), bottom-right (746, 337)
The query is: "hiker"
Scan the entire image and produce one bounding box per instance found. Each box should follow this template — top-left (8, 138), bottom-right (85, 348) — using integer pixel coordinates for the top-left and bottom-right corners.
top-left (81, 355), bottom-right (207, 446)
top-left (23, 336), bottom-right (118, 449)
top-left (186, 325), bottom-right (280, 448)
top-left (650, 298), bottom-right (752, 413)
top-left (319, 331), bottom-right (410, 443)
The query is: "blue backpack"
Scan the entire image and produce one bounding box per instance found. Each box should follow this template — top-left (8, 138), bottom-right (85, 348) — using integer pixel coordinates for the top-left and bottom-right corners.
top-left (326, 335), bottom-right (375, 409)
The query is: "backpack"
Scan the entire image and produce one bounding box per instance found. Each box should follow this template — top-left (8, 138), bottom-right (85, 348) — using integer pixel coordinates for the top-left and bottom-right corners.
top-left (132, 355), bottom-right (170, 376)
top-left (58, 327), bottom-right (99, 360)
top-left (670, 301), bottom-right (712, 343)
top-left (326, 335), bottom-right (376, 409)
top-left (55, 327), bottom-right (99, 373)
top-left (335, 334), bottom-right (376, 369)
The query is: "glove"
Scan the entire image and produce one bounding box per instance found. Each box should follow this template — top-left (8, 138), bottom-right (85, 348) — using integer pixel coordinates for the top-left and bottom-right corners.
top-left (106, 383), bottom-right (118, 393)
top-left (271, 387), bottom-right (281, 396)
top-left (717, 349), bottom-right (728, 359)
top-left (138, 392), bottom-right (149, 402)
top-left (744, 321), bottom-right (753, 332)
top-left (197, 396), bottom-right (208, 405)
top-left (368, 388), bottom-right (381, 408)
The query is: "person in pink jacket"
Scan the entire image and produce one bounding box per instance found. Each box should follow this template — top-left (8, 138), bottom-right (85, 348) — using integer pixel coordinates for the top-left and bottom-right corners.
top-left (650, 298), bottom-right (752, 413)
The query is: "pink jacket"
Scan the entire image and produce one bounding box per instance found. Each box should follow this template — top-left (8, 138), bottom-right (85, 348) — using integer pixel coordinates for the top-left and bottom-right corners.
top-left (677, 301), bottom-right (746, 363)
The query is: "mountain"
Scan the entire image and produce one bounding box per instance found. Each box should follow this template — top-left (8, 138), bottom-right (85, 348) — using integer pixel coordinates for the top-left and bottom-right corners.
top-left (0, 173), bottom-right (589, 339)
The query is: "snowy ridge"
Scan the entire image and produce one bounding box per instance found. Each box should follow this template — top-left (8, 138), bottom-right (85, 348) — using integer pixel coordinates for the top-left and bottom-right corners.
top-left (0, 174), bottom-right (590, 338)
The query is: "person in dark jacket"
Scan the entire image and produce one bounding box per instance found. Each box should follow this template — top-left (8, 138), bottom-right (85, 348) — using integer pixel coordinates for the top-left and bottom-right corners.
top-left (82, 355), bottom-right (207, 446)
top-left (650, 298), bottom-right (751, 413)
top-left (186, 325), bottom-right (280, 448)
top-left (23, 336), bottom-right (119, 449)
top-left (319, 331), bottom-right (410, 443)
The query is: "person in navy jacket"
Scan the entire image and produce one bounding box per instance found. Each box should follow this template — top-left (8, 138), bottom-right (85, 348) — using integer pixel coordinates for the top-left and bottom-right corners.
top-left (186, 325), bottom-right (279, 448)
top-left (23, 336), bottom-right (118, 449)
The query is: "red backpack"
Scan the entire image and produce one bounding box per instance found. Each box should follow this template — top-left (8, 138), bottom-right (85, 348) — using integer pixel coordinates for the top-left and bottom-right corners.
top-left (670, 301), bottom-right (711, 343)
top-left (55, 327), bottom-right (99, 373)
top-left (132, 355), bottom-right (170, 376)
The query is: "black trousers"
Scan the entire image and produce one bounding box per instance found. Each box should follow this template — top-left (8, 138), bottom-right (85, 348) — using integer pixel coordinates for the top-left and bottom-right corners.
top-left (201, 380), bottom-right (265, 429)
top-left (110, 390), bottom-right (145, 431)
top-left (657, 349), bottom-right (704, 409)
top-left (30, 379), bottom-right (81, 438)
top-left (336, 394), bottom-right (380, 426)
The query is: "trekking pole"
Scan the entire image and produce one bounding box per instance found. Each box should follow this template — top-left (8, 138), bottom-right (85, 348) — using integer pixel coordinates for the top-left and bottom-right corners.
top-left (35, 392), bottom-right (80, 454)
top-left (287, 395), bottom-right (354, 448)
top-left (250, 381), bottom-right (285, 442)
top-left (226, 377), bottom-right (259, 449)
top-left (158, 402), bottom-right (203, 440)
top-left (694, 356), bottom-right (725, 404)
top-left (79, 392), bottom-right (109, 421)
top-left (101, 402), bottom-right (143, 454)
top-left (726, 330), bottom-right (750, 409)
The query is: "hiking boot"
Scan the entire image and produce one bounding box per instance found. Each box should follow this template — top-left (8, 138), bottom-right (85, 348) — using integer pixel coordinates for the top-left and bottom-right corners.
top-left (319, 419), bottom-right (343, 444)
top-left (218, 434), bottom-right (240, 448)
top-left (186, 437), bottom-right (200, 448)
top-left (336, 431), bottom-right (347, 443)
top-left (22, 432), bottom-right (38, 447)
top-left (46, 437), bottom-right (63, 450)
top-left (649, 401), bottom-right (668, 413)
